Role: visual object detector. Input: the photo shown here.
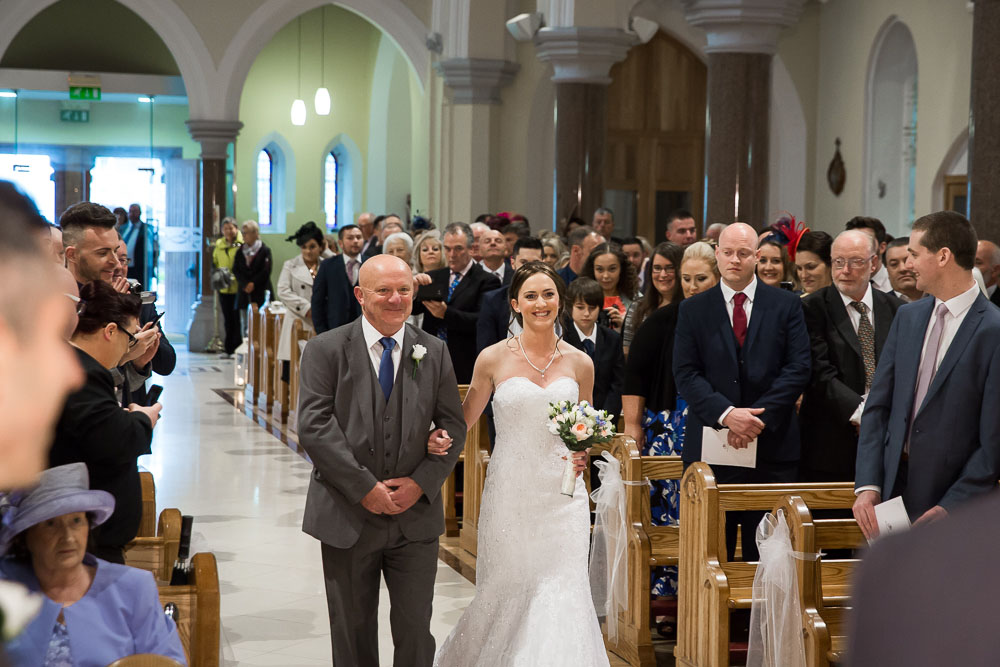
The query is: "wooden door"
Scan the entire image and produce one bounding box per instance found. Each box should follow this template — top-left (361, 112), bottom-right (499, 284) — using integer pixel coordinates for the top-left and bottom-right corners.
top-left (606, 32), bottom-right (707, 241)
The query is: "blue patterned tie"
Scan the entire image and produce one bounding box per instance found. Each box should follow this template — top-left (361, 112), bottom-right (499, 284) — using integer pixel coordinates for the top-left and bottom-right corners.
top-left (582, 339), bottom-right (595, 359)
top-left (438, 272), bottom-right (461, 341)
top-left (378, 337), bottom-right (395, 402)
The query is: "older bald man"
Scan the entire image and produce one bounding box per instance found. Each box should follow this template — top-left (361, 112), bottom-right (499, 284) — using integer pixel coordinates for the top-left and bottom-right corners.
top-left (673, 222), bottom-right (811, 560)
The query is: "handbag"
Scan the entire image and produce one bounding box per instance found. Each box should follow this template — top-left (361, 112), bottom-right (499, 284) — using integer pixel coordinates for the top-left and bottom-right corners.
top-left (211, 267), bottom-right (234, 291)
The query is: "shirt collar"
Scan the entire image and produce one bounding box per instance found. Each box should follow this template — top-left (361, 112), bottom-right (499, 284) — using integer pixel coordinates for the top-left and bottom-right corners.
top-left (480, 260), bottom-right (504, 278)
top-left (361, 315), bottom-right (406, 352)
top-left (935, 281), bottom-right (980, 319)
top-left (839, 282), bottom-right (874, 312)
top-left (573, 322), bottom-right (597, 344)
top-left (720, 275), bottom-right (758, 304)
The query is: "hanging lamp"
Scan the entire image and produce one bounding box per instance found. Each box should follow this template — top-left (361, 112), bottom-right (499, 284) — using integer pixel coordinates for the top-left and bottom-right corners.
top-left (291, 16), bottom-right (307, 125)
top-left (314, 8), bottom-right (331, 115)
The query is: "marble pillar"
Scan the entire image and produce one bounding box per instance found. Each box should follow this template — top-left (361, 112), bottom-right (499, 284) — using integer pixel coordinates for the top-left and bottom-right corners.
top-left (704, 52), bottom-right (771, 228)
top-left (683, 0), bottom-right (805, 229)
top-left (435, 58), bottom-right (518, 222)
top-left (554, 83), bottom-right (608, 227)
top-left (185, 120), bottom-right (242, 352)
top-left (534, 28), bottom-right (634, 230)
top-left (969, 0), bottom-right (1000, 236)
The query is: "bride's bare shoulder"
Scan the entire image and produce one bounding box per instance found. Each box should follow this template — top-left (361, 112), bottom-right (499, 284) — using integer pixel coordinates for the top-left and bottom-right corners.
top-left (557, 339), bottom-right (588, 363)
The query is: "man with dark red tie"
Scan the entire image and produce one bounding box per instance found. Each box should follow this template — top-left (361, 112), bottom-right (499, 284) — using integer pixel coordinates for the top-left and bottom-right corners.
top-left (674, 222), bottom-right (811, 560)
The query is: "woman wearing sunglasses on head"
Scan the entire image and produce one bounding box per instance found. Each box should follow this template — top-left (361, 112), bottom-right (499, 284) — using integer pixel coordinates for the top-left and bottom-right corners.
top-left (47, 280), bottom-right (162, 565)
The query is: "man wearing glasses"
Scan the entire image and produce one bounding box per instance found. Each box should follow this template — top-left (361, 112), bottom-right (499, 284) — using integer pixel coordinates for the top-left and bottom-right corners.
top-left (798, 230), bottom-right (903, 483)
top-left (673, 222), bottom-right (811, 561)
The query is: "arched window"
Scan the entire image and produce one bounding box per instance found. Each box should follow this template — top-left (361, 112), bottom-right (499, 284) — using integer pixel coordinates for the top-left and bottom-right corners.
top-left (324, 151), bottom-right (338, 229)
top-left (256, 148), bottom-right (273, 226)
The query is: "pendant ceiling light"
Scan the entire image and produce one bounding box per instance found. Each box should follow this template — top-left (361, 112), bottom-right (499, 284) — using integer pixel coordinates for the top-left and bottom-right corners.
top-left (314, 8), bottom-right (331, 116)
top-left (291, 16), bottom-right (306, 126)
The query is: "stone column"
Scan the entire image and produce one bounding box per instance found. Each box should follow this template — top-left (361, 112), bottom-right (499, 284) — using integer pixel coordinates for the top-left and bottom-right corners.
top-left (534, 28), bottom-right (634, 229)
top-left (683, 0), bottom-right (805, 228)
top-left (435, 58), bottom-right (518, 222)
top-left (969, 0), bottom-right (1000, 235)
top-left (185, 119), bottom-right (242, 352)
top-left (52, 148), bottom-right (92, 217)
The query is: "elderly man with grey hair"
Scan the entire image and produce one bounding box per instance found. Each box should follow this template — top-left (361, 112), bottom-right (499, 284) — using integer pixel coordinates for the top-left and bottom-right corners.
top-left (412, 221), bottom-right (500, 382)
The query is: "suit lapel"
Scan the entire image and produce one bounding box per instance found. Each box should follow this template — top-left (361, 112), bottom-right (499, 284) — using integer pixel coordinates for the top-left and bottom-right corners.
top-left (399, 325), bottom-right (418, 450)
top-left (744, 283), bottom-right (767, 354)
top-left (829, 287), bottom-right (864, 359)
top-left (899, 298), bottom-right (932, 416)
top-left (450, 264), bottom-right (479, 304)
top-left (711, 286), bottom-right (739, 365)
top-left (918, 296), bottom-right (987, 414)
top-left (872, 291), bottom-right (894, 355)
top-left (346, 320), bottom-right (375, 430)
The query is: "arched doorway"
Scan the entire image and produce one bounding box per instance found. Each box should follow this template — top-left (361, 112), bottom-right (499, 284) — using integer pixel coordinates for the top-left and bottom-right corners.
top-left (605, 31), bottom-right (707, 241)
top-left (864, 18), bottom-right (919, 236)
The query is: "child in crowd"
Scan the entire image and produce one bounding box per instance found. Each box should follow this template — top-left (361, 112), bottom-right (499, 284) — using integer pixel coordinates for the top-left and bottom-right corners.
top-left (562, 277), bottom-right (624, 417)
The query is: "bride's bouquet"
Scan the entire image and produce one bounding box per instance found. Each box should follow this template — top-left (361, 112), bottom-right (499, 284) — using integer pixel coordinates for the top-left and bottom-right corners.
top-left (548, 400), bottom-right (616, 496)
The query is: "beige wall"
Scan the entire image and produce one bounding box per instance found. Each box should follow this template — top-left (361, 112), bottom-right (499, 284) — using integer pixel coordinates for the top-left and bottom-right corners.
top-left (809, 0), bottom-right (972, 234)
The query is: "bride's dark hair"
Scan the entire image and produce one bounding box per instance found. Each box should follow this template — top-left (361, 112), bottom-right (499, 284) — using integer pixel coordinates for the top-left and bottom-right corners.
top-left (506, 261), bottom-right (567, 333)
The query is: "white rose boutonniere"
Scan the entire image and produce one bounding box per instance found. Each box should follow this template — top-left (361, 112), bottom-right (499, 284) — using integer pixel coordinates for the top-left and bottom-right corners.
top-left (411, 344), bottom-right (428, 379)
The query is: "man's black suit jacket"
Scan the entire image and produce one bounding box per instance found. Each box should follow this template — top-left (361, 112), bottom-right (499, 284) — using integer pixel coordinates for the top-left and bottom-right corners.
top-left (798, 285), bottom-right (902, 481)
top-left (311, 254), bottom-right (362, 334)
top-left (414, 263), bottom-right (500, 383)
top-left (673, 281), bottom-right (811, 473)
top-left (562, 315), bottom-right (624, 416)
top-left (49, 347), bottom-right (154, 549)
top-left (476, 285), bottom-right (511, 353)
top-left (991, 287), bottom-right (1000, 308)
top-left (232, 244), bottom-right (273, 310)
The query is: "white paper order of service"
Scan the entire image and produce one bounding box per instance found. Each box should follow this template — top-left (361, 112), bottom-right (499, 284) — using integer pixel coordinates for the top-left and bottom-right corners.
top-left (701, 427), bottom-right (757, 468)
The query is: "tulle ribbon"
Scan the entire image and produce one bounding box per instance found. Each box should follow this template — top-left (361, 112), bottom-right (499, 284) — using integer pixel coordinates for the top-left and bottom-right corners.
top-left (747, 509), bottom-right (820, 667)
top-left (589, 451), bottom-right (646, 643)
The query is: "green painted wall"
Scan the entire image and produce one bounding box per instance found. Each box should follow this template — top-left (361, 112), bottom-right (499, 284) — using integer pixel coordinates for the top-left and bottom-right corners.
top-left (0, 97), bottom-right (199, 157)
top-left (236, 5), bottom-right (420, 290)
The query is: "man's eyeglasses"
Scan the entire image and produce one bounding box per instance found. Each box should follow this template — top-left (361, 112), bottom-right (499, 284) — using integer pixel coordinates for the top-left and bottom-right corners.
top-left (832, 256), bottom-right (874, 271)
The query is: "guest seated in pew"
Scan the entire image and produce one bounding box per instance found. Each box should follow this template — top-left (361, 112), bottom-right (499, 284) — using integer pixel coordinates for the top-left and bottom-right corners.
top-left (622, 242), bottom-right (716, 598)
top-left (49, 281), bottom-right (162, 564)
top-left (0, 464), bottom-right (187, 666)
top-left (674, 224), bottom-right (811, 561)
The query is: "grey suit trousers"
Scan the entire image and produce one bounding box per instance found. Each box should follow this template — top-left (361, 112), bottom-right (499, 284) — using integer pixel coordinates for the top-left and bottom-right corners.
top-left (321, 513), bottom-right (439, 667)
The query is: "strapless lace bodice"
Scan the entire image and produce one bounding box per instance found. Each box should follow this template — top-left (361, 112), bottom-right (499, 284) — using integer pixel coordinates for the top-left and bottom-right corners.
top-left (434, 376), bottom-right (609, 667)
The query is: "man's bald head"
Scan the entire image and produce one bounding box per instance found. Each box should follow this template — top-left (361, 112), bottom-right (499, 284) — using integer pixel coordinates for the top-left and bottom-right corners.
top-left (358, 254), bottom-right (412, 288)
top-left (719, 222), bottom-right (758, 249)
top-left (716, 222), bottom-right (760, 290)
top-left (834, 229), bottom-right (878, 256)
top-left (355, 255), bottom-right (414, 336)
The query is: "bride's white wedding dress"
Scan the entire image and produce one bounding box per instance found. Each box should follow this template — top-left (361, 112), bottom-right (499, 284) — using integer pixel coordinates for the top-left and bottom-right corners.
top-left (434, 376), bottom-right (610, 666)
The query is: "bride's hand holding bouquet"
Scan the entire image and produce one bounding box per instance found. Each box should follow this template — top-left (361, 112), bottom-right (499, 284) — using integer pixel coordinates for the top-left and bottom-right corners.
top-left (548, 400), bottom-right (616, 496)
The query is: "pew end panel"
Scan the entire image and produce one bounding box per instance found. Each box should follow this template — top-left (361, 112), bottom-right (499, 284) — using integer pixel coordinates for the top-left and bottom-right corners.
top-left (124, 508), bottom-right (183, 584)
top-left (158, 552), bottom-right (221, 667)
top-left (138, 471), bottom-right (156, 538)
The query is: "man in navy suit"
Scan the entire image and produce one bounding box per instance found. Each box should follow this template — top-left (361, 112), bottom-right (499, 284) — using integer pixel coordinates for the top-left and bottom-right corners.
top-left (312, 224), bottom-right (364, 334)
top-left (477, 238), bottom-right (544, 352)
top-left (853, 211), bottom-right (1000, 539)
top-left (674, 223), bottom-right (811, 560)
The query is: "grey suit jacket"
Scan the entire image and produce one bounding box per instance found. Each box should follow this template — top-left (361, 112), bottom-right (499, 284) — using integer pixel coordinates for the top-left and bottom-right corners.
top-left (297, 318), bottom-right (466, 548)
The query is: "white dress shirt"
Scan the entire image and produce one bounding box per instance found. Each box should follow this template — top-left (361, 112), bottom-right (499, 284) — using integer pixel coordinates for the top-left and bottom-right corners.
top-left (717, 276), bottom-right (758, 425)
top-left (573, 322), bottom-right (597, 346)
top-left (856, 281), bottom-right (979, 497)
top-left (871, 264), bottom-right (891, 293)
top-left (839, 283), bottom-right (875, 334)
top-left (480, 260), bottom-right (505, 282)
top-left (360, 315), bottom-right (405, 381)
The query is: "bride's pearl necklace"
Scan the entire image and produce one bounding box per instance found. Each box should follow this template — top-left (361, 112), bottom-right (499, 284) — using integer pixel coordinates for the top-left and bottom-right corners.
top-left (516, 335), bottom-right (558, 378)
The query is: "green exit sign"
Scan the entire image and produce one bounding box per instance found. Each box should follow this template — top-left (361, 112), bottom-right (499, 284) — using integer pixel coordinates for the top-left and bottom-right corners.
top-left (69, 86), bottom-right (101, 101)
top-left (60, 109), bottom-right (90, 123)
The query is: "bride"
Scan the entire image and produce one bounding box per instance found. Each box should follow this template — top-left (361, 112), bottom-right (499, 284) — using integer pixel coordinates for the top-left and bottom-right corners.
top-left (431, 262), bottom-right (610, 666)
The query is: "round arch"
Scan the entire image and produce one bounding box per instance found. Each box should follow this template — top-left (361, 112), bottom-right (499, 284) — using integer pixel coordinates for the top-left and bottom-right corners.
top-left (217, 0), bottom-right (429, 122)
top-left (0, 0), bottom-right (215, 117)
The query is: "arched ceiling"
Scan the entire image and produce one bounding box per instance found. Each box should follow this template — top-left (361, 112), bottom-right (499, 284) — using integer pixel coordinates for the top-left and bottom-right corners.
top-left (1, 0), bottom-right (180, 75)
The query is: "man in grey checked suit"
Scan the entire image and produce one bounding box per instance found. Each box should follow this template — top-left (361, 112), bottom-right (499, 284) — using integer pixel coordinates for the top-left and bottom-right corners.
top-left (297, 254), bottom-right (466, 666)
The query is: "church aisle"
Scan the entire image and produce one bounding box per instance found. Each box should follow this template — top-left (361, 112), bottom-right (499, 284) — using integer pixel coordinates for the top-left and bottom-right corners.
top-left (139, 350), bottom-right (476, 666)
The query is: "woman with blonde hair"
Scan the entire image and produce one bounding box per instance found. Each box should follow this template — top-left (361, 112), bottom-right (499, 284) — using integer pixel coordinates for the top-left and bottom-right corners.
top-left (413, 230), bottom-right (445, 274)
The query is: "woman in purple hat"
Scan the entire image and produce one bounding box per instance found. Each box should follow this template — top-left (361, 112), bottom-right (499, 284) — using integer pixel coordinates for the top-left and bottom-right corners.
top-left (0, 463), bottom-right (186, 666)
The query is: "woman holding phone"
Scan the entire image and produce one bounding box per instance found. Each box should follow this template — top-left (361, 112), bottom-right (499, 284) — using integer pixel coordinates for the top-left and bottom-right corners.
top-left (580, 242), bottom-right (639, 335)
